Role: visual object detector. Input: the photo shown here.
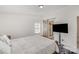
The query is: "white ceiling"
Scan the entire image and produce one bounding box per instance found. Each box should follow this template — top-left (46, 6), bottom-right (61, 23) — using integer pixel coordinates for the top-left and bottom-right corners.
top-left (0, 5), bottom-right (68, 15)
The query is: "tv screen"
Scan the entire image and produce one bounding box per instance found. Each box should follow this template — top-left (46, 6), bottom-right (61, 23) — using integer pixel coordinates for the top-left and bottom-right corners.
top-left (53, 24), bottom-right (68, 33)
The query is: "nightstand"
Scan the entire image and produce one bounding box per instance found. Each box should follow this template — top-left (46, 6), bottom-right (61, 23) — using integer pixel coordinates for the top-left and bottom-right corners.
top-left (58, 44), bottom-right (71, 54)
top-left (59, 44), bottom-right (77, 54)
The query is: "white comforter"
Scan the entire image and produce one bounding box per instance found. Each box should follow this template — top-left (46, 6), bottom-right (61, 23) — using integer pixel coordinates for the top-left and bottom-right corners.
top-left (11, 35), bottom-right (59, 54)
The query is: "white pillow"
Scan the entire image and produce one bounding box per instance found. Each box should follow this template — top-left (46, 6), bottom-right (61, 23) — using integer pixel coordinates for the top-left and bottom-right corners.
top-left (0, 35), bottom-right (11, 54)
top-left (0, 35), bottom-right (11, 45)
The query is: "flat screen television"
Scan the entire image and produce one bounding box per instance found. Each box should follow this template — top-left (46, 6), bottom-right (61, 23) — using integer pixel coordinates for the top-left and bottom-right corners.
top-left (53, 23), bottom-right (68, 33)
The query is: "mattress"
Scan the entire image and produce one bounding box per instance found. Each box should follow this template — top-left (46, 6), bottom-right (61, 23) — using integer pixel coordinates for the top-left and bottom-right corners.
top-left (11, 35), bottom-right (59, 54)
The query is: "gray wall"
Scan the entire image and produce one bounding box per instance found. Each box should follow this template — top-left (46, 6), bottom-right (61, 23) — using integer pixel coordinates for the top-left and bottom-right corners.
top-left (41, 6), bottom-right (78, 52)
top-left (0, 6), bottom-right (42, 39)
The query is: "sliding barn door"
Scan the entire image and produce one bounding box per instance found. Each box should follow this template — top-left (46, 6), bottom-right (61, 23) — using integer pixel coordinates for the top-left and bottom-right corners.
top-left (43, 19), bottom-right (53, 39)
top-left (77, 16), bottom-right (79, 48)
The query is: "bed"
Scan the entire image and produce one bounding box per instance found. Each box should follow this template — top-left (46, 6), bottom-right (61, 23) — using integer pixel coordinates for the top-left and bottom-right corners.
top-left (0, 35), bottom-right (59, 54)
top-left (11, 35), bottom-right (59, 54)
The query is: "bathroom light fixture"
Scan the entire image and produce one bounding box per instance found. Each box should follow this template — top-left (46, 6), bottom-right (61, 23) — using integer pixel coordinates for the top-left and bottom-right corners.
top-left (38, 5), bottom-right (44, 8)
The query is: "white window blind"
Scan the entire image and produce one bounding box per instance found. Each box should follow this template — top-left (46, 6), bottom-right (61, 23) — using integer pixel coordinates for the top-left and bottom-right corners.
top-left (34, 23), bottom-right (40, 33)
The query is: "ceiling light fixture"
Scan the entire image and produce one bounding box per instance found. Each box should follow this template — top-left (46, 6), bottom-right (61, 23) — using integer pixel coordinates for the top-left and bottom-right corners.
top-left (38, 5), bottom-right (44, 8)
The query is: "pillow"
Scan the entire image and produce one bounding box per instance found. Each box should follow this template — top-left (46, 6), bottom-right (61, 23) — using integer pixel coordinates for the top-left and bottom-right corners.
top-left (0, 35), bottom-right (11, 45)
top-left (0, 35), bottom-right (11, 54)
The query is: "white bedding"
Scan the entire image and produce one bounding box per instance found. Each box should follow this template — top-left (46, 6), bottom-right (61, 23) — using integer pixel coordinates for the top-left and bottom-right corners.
top-left (11, 35), bottom-right (59, 54)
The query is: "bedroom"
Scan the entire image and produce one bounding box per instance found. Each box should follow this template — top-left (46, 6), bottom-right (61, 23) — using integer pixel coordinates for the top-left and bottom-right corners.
top-left (0, 5), bottom-right (78, 54)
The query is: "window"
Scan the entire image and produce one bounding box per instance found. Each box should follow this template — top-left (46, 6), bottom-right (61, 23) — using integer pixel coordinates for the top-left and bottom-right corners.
top-left (34, 23), bottom-right (40, 33)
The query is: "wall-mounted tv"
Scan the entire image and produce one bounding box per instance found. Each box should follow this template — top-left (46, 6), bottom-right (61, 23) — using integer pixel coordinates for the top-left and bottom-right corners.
top-left (53, 23), bottom-right (68, 33)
